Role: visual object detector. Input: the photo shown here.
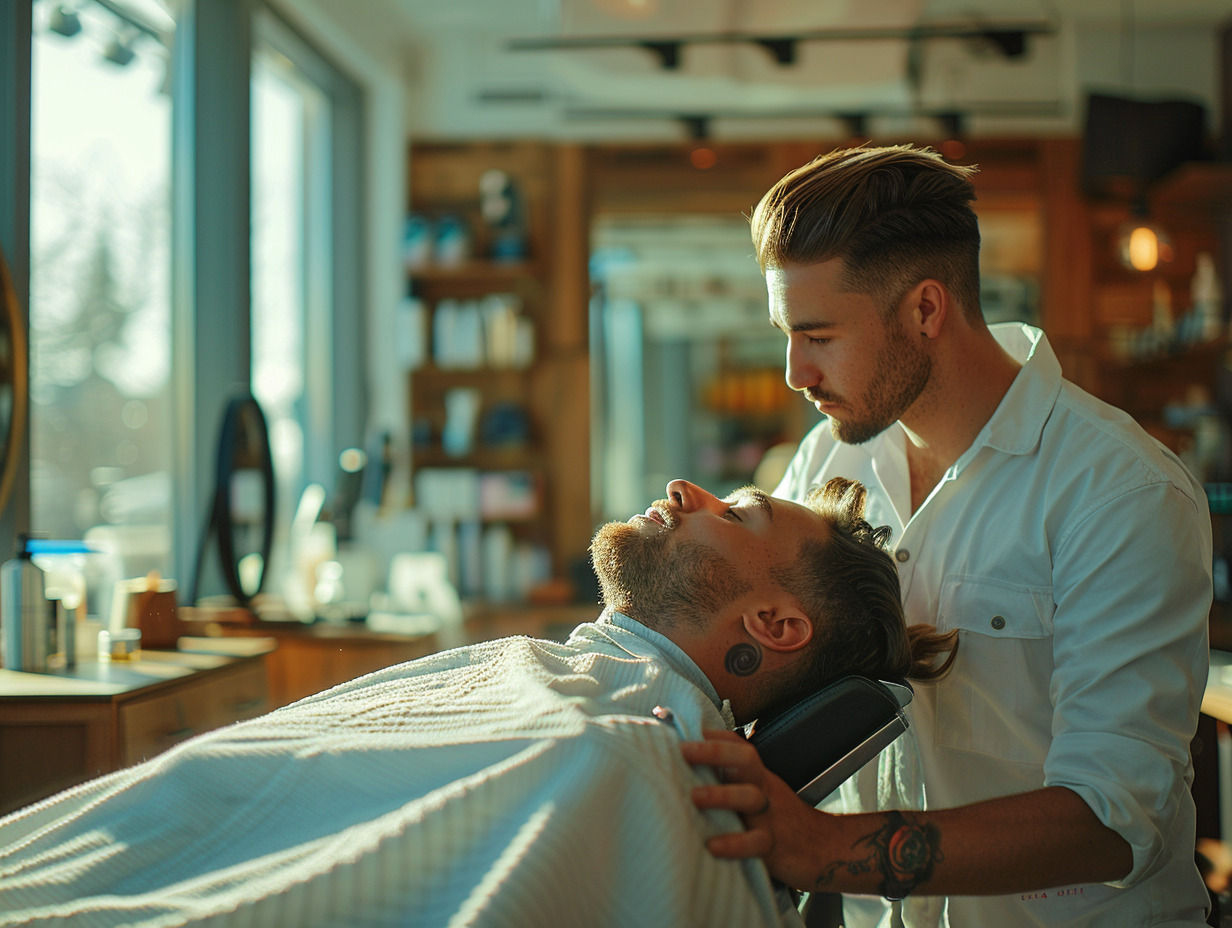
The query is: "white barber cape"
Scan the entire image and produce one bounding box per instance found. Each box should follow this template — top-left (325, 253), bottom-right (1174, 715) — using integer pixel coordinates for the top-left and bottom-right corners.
top-left (0, 613), bottom-right (800, 928)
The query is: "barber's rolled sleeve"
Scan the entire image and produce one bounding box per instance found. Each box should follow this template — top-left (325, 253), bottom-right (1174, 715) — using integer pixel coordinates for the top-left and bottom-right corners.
top-left (1044, 480), bottom-right (1211, 887)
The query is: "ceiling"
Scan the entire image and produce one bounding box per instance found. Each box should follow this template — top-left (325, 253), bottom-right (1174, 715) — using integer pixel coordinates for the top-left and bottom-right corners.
top-left (320, 0), bottom-right (1232, 141)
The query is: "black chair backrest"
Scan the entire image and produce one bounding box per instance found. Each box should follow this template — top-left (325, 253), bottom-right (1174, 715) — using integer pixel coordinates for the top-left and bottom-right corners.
top-left (749, 675), bottom-right (913, 806)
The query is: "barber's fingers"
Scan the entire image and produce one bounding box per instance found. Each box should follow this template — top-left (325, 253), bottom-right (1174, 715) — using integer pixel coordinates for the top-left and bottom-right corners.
top-left (706, 826), bottom-right (775, 859)
top-left (691, 781), bottom-right (768, 815)
top-left (680, 729), bottom-right (766, 780)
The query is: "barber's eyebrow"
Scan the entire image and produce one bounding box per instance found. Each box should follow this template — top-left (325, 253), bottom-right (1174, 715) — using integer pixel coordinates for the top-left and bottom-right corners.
top-left (728, 486), bottom-right (774, 522)
top-left (769, 312), bottom-right (836, 334)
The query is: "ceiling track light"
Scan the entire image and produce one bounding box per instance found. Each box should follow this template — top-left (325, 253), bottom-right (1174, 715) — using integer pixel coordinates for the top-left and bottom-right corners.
top-left (46, 0), bottom-right (170, 52)
top-left (103, 33), bottom-right (136, 66)
top-left (48, 4), bottom-right (83, 38)
top-left (837, 112), bottom-right (870, 139)
top-left (639, 40), bottom-right (680, 69)
top-left (678, 115), bottom-right (710, 139)
top-left (509, 19), bottom-right (1055, 70)
top-left (563, 102), bottom-right (1060, 140)
top-left (755, 38), bottom-right (797, 65)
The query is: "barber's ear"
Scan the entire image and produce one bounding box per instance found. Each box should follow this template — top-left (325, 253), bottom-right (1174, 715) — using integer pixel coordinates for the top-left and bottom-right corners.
top-left (902, 279), bottom-right (947, 339)
top-left (742, 606), bottom-right (813, 653)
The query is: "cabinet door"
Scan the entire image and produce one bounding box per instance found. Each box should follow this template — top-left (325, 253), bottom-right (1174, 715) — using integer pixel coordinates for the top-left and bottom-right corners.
top-left (0, 702), bottom-right (114, 814)
top-left (118, 663), bottom-right (269, 766)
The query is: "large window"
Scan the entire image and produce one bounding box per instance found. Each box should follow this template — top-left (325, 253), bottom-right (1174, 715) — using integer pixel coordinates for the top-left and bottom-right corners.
top-left (2, 0), bottom-right (366, 613)
top-left (251, 10), bottom-right (364, 611)
top-left (252, 39), bottom-right (328, 593)
top-left (29, 0), bottom-right (177, 585)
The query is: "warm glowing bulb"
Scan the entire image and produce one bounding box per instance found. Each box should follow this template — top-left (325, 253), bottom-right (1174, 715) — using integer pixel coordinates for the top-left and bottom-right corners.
top-left (1127, 225), bottom-right (1159, 272)
top-left (1117, 220), bottom-right (1171, 273)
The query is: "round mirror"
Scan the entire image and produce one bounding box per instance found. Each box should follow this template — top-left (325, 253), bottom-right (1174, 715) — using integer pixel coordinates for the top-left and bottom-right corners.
top-left (215, 395), bottom-right (275, 605)
top-left (0, 244), bottom-right (28, 519)
top-left (190, 394), bottom-right (275, 608)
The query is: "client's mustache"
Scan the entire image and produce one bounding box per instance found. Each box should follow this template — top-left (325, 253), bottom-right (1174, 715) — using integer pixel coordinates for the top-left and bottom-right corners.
top-left (648, 500), bottom-right (679, 529)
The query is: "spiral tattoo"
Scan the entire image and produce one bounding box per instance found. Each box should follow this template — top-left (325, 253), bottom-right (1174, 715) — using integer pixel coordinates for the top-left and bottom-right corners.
top-left (724, 643), bottom-right (762, 676)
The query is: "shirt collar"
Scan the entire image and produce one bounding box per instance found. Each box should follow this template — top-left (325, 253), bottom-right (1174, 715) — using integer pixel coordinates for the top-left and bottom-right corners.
top-left (838, 322), bottom-right (1061, 464)
top-left (596, 611), bottom-right (728, 714)
top-left (977, 322), bottom-right (1063, 457)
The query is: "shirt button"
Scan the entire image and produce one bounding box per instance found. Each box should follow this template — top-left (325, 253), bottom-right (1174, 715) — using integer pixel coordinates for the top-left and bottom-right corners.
top-left (991, 615), bottom-right (1006, 630)
top-left (895, 549), bottom-right (910, 563)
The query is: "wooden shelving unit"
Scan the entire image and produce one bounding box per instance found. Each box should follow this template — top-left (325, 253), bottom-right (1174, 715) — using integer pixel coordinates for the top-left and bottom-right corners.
top-left (1081, 162), bottom-right (1232, 463)
top-left (405, 141), bottom-right (592, 597)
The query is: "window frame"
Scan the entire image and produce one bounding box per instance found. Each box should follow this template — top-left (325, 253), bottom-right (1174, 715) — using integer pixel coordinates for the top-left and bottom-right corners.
top-left (0, 0), bottom-right (33, 553)
top-left (0, 0), bottom-right (366, 599)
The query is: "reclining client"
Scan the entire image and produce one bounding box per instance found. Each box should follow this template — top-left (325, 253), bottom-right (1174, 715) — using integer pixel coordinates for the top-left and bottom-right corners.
top-left (0, 476), bottom-right (955, 928)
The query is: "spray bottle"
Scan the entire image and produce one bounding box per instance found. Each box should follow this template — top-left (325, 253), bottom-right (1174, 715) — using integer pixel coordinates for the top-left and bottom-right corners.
top-left (1, 536), bottom-right (51, 671)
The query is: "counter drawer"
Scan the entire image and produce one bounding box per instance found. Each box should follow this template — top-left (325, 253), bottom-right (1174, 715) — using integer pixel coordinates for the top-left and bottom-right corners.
top-left (118, 663), bottom-right (269, 766)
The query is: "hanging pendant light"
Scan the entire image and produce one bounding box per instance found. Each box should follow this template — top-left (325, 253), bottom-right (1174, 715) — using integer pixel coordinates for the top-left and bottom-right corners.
top-left (1116, 200), bottom-right (1172, 272)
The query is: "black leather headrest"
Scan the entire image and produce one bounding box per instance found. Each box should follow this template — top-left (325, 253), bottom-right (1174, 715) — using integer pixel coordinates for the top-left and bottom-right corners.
top-left (748, 676), bottom-right (909, 794)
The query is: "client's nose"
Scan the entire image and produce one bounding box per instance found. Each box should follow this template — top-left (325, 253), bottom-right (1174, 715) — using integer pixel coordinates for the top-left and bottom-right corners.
top-left (665, 479), bottom-right (725, 514)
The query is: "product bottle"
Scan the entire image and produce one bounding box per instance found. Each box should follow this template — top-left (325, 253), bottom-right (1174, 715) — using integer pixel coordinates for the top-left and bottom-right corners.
top-left (1, 539), bottom-right (52, 672)
top-left (1192, 252), bottom-right (1224, 341)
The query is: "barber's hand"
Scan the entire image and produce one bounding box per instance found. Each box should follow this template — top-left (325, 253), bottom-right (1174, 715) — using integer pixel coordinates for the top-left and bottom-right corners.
top-left (681, 729), bottom-right (821, 888)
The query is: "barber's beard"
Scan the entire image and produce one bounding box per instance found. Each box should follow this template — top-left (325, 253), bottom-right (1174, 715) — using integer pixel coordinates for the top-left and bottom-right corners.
top-left (590, 523), bottom-right (750, 631)
top-left (817, 322), bottom-right (932, 446)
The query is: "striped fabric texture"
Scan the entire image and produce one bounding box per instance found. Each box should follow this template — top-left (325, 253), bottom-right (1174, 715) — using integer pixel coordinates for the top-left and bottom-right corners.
top-left (0, 614), bottom-right (798, 928)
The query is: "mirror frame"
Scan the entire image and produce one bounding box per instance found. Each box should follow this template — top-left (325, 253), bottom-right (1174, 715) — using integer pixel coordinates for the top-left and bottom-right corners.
top-left (0, 243), bottom-right (28, 521)
top-left (213, 394), bottom-right (275, 607)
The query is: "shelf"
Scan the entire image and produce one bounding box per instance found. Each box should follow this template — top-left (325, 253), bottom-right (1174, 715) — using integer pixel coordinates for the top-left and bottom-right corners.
top-left (409, 260), bottom-right (539, 283)
top-left (411, 365), bottom-right (534, 383)
top-left (1099, 336), bottom-right (1228, 375)
top-left (407, 140), bottom-right (592, 587)
top-left (1152, 162), bottom-right (1232, 214)
top-left (410, 446), bottom-right (541, 470)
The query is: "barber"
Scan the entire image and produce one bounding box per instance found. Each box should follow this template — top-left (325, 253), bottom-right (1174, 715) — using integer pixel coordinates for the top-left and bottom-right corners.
top-left (683, 144), bottom-right (1213, 927)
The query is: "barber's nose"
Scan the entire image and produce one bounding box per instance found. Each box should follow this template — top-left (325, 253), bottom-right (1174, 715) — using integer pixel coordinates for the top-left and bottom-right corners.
top-left (785, 336), bottom-right (819, 392)
top-left (666, 479), bottom-right (725, 514)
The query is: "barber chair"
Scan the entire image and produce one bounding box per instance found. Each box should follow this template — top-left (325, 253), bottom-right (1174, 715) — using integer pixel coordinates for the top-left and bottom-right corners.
top-left (748, 675), bottom-right (915, 928)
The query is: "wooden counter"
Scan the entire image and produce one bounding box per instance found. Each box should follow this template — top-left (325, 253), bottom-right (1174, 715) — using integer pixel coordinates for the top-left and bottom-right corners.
top-left (179, 602), bottom-right (600, 708)
top-left (0, 648), bottom-right (272, 815)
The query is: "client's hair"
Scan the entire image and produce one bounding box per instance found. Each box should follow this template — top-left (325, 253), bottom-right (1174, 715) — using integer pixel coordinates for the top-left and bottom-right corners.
top-left (772, 476), bottom-right (958, 689)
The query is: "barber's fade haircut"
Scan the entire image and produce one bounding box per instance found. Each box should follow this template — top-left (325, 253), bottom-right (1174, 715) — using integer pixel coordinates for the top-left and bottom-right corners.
top-left (751, 144), bottom-right (984, 323)
top-left (773, 476), bottom-right (958, 688)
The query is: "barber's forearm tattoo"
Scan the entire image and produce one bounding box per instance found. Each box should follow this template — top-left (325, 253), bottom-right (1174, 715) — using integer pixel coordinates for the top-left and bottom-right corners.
top-left (810, 811), bottom-right (943, 900)
top-left (724, 643), bottom-right (761, 676)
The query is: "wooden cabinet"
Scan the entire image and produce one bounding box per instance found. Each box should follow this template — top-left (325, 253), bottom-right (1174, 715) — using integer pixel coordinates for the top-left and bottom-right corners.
top-left (1083, 164), bottom-right (1232, 468)
top-left (220, 624), bottom-right (441, 708)
top-left (182, 602), bottom-right (596, 709)
top-left (0, 651), bottom-right (270, 815)
top-left (117, 662), bottom-right (268, 766)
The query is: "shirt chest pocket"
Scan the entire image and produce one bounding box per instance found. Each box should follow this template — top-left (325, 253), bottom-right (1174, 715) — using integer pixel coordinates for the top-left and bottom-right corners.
top-left (935, 576), bottom-right (1056, 765)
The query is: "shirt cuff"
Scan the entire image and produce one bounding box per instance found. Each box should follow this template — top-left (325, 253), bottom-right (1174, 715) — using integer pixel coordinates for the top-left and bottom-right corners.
top-left (1046, 729), bottom-right (1183, 887)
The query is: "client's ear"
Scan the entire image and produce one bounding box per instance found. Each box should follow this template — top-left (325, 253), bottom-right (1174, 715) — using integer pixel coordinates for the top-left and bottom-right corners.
top-left (742, 604), bottom-right (813, 653)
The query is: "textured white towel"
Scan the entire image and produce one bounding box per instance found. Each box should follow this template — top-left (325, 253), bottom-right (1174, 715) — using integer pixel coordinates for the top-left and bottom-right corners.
top-left (0, 615), bottom-right (796, 928)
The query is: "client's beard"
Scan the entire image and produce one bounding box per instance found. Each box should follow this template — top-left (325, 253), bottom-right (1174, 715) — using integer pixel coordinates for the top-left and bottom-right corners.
top-left (590, 521), bottom-right (751, 631)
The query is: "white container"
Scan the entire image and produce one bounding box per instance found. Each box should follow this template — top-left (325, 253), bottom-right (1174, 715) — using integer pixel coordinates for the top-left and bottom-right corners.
top-left (1, 550), bottom-right (52, 671)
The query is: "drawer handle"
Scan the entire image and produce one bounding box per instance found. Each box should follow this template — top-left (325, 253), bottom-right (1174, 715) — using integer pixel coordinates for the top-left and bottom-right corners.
top-left (166, 727), bottom-right (195, 740)
top-left (232, 699), bottom-right (264, 713)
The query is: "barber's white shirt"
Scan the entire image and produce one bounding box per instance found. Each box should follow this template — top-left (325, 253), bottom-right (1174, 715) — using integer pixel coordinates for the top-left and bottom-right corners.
top-left (0, 614), bottom-right (799, 928)
top-left (776, 323), bottom-right (1212, 927)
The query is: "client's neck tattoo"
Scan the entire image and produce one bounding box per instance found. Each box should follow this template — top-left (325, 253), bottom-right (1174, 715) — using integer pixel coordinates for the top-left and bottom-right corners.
top-left (724, 642), bottom-right (762, 676)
